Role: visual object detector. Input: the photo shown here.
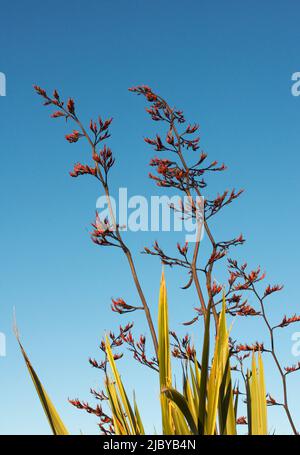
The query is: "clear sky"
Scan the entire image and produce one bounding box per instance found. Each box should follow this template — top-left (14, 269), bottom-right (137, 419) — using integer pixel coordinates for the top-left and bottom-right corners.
top-left (0, 0), bottom-right (300, 435)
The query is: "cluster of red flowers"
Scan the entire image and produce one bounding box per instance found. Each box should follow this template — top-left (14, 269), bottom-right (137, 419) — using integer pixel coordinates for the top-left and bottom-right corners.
top-left (210, 282), bottom-right (223, 297)
top-left (235, 342), bottom-right (266, 353)
top-left (68, 399), bottom-right (114, 435)
top-left (284, 362), bottom-right (300, 375)
top-left (111, 298), bottom-right (143, 314)
top-left (34, 85), bottom-right (76, 120)
top-left (90, 213), bottom-right (119, 247)
top-left (34, 85), bottom-right (115, 185)
top-left (129, 85), bottom-right (185, 124)
top-left (65, 130), bottom-right (81, 143)
top-left (205, 235), bottom-right (246, 271)
top-left (229, 302), bottom-right (260, 317)
top-left (236, 416), bottom-right (247, 425)
top-left (227, 259), bottom-right (266, 291)
top-left (266, 394), bottom-right (279, 406)
top-left (69, 163), bottom-right (97, 178)
top-left (205, 189), bottom-right (243, 219)
top-left (87, 323), bottom-right (134, 377)
top-left (122, 332), bottom-right (158, 371)
top-left (276, 314), bottom-right (300, 329)
top-left (264, 284), bottom-right (284, 297)
top-left (170, 332), bottom-right (197, 361)
top-left (144, 240), bottom-right (191, 271)
top-left (89, 117), bottom-right (112, 144)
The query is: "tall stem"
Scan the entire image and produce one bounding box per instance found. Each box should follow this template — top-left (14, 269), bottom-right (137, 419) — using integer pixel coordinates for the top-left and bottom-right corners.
top-left (75, 118), bottom-right (159, 358)
top-left (160, 97), bottom-right (219, 329)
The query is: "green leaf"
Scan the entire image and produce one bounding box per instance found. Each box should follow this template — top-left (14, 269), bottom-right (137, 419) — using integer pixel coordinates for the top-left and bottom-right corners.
top-left (162, 387), bottom-right (198, 434)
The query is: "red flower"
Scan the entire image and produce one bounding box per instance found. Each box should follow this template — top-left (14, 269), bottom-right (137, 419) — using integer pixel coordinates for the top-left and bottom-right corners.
top-left (53, 89), bottom-right (60, 100)
top-left (146, 92), bottom-right (157, 102)
top-left (51, 111), bottom-right (65, 118)
top-left (237, 304), bottom-right (260, 316)
top-left (211, 282), bottom-right (223, 296)
top-left (185, 124), bottom-right (199, 134)
top-left (236, 416), bottom-right (247, 425)
top-left (69, 163), bottom-right (97, 177)
top-left (144, 137), bottom-right (156, 145)
top-left (101, 117), bottom-right (113, 131)
top-left (264, 284), bottom-right (283, 297)
top-left (284, 362), bottom-right (300, 374)
top-left (65, 130), bottom-right (80, 143)
top-left (267, 394), bottom-right (278, 405)
top-left (236, 342), bottom-right (265, 352)
top-left (34, 85), bottom-right (47, 97)
top-left (278, 314), bottom-right (300, 328)
top-left (166, 129), bottom-right (174, 145)
top-left (67, 98), bottom-right (75, 115)
top-left (177, 242), bottom-right (188, 256)
top-left (90, 120), bottom-right (98, 134)
top-left (111, 298), bottom-right (141, 314)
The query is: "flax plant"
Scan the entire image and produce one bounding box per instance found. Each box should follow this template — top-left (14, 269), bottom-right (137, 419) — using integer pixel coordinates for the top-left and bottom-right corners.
top-left (20, 83), bottom-right (300, 435)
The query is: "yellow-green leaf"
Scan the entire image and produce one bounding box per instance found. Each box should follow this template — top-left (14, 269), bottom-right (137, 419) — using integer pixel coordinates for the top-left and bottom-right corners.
top-left (16, 337), bottom-right (68, 435)
top-left (258, 351), bottom-right (267, 434)
top-left (158, 270), bottom-right (173, 434)
top-left (105, 338), bottom-right (140, 434)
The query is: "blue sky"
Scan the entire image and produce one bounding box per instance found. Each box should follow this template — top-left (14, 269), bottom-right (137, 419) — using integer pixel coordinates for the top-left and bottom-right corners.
top-left (0, 0), bottom-right (300, 435)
